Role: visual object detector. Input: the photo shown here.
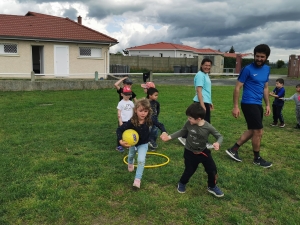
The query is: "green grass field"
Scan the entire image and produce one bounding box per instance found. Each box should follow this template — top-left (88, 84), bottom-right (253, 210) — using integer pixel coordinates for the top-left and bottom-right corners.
top-left (0, 84), bottom-right (299, 225)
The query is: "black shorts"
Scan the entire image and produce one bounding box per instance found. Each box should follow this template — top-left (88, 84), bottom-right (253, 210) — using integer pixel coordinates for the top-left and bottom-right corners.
top-left (241, 103), bottom-right (263, 130)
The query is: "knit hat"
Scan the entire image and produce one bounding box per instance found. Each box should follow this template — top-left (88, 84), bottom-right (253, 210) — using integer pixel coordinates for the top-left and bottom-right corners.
top-left (123, 78), bottom-right (133, 85)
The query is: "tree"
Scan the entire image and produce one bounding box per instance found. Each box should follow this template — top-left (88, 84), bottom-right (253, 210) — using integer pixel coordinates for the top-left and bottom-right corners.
top-left (115, 51), bottom-right (123, 55)
top-left (276, 60), bottom-right (285, 68)
top-left (229, 46), bottom-right (235, 53)
top-left (123, 49), bottom-right (129, 55)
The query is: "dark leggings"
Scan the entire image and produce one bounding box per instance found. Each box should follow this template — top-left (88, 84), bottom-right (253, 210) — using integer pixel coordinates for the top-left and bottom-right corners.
top-left (272, 104), bottom-right (284, 124)
top-left (179, 149), bottom-right (217, 188)
top-left (194, 101), bottom-right (211, 123)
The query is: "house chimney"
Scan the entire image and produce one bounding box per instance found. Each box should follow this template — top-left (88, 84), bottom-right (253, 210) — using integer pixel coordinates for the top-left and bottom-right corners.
top-left (77, 16), bottom-right (82, 25)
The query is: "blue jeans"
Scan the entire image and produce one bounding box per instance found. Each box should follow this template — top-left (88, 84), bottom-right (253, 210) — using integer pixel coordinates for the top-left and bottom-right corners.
top-left (149, 125), bottom-right (158, 142)
top-left (128, 143), bottom-right (148, 180)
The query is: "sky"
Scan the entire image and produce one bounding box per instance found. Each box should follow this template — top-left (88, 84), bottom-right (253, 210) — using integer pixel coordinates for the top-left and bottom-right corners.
top-left (1, 0), bottom-right (300, 63)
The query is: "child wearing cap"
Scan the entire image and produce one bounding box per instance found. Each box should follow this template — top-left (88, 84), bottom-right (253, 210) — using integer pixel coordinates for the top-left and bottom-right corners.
top-left (114, 77), bottom-right (137, 102)
top-left (116, 86), bottom-right (135, 152)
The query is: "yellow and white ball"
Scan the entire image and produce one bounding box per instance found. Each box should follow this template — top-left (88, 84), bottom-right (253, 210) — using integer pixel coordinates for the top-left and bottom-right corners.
top-left (122, 129), bottom-right (139, 146)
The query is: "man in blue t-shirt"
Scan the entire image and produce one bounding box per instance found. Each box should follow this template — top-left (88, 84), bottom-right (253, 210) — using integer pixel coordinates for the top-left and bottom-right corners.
top-left (226, 44), bottom-right (272, 168)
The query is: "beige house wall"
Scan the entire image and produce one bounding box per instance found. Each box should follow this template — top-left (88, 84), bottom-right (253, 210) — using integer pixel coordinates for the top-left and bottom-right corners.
top-left (198, 54), bottom-right (224, 73)
top-left (0, 39), bottom-right (109, 77)
top-left (0, 39), bottom-right (32, 73)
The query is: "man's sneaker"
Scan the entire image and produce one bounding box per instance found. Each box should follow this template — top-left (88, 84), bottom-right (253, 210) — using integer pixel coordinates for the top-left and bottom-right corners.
top-left (253, 157), bottom-right (272, 168)
top-left (295, 124), bottom-right (300, 129)
top-left (148, 140), bottom-right (158, 149)
top-left (116, 146), bottom-right (124, 153)
top-left (279, 123), bottom-right (285, 128)
top-left (225, 149), bottom-right (242, 162)
top-left (207, 186), bottom-right (224, 197)
top-left (206, 143), bottom-right (214, 149)
top-left (133, 178), bottom-right (141, 188)
top-left (178, 137), bottom-right (186, 146)
top-left (270, 122), bottom-right (277, 126)
top-left (177, 182), bottom-right (186, 193)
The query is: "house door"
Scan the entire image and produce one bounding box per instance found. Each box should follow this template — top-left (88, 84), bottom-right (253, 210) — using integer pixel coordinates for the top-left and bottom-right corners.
top-left (32, 46), bottom-right (44, 74)
top-left (54, 45), bottom-right (69, 75)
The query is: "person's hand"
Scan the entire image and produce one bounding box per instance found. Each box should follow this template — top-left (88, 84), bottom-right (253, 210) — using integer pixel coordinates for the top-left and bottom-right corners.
top-left (232, 107), bottom-right (240, 118)
top-left (212, 142), bottom-right (220, 150)
top-left (210, 104), bottom-right (214, 110)
top-left (265, 105), bottom-right (271, 116)
top-left (160, 132), bottom-right (170, 142)
top-left (119, 140), bottom-right (131, 148)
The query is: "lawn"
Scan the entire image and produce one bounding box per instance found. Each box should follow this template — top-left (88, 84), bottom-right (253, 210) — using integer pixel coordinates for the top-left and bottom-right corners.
top-left (0, 84), bottom-right (299, 225)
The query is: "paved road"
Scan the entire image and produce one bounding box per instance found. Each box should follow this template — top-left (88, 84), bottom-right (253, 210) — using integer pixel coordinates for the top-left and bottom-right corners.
top-left (152, 75), bottom-right (298, 87)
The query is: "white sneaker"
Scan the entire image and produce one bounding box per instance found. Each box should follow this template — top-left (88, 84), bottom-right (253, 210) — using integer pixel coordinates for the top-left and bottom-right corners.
top-left (206, 143), bottom-right (214, 149)
top-left (178, 137), bottom-right (186, 146)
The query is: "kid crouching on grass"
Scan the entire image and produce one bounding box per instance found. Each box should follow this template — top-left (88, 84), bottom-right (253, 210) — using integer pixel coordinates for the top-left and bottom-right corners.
top-left (160, 103), bottom-right (224, 197)
top-left (116, 98), bottom-right (168, 189)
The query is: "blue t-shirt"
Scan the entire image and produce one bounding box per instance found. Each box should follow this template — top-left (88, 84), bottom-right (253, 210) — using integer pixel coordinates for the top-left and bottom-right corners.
top-left (193, 71), bottom-right (212, 104)
top-left (272, 87), bottom-right (285, 106)
top-left (238, 63), bottom-right (270, 105)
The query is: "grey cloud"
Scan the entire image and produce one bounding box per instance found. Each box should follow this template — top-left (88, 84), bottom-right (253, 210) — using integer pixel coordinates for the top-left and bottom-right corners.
top-left (63, 7), bottom-right (78, 20)
top-left (87, 2), bottom-right (145, 20)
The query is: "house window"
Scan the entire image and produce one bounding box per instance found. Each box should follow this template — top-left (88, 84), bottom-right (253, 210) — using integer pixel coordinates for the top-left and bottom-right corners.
top-left (0, 43), bottom-right (18, 54)
top-left (204, 55), bottom-right (215, 65)
top-left (79, 47), bottom-right (101, 57)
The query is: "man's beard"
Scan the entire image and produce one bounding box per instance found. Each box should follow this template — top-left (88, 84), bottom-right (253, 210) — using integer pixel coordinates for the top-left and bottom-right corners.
top-left (254, 60), bottom-right (266, 67)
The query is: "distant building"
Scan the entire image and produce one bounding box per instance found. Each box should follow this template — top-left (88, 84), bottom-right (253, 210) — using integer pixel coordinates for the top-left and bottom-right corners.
top-left (0, 11), bottom-right (118, 77)
top-left (126, 42), bottom-right (225, 72)
top-left (223, 53), bottom-right (253, 59)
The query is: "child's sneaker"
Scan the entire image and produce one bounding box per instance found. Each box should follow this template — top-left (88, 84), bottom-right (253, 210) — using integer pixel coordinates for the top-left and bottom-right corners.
top-left (207, 186), bottom-right (224, 197)
top-left (116, 146), bottom-right (124, 152)
top-left (253, 157), bottom-right (272, 168)
top-left (148, 140), bottom-right (158, 149)
top-left (279, 123), bottom-right (285, 128)
top-left (178, 137), bottom-right (186, 146)
top-left (270, 122), bottom-right (277, 126)
top-left (177, 182), bottom-right (186, 193)
top-left (128, 160), bottom-right (134, 172)
top-left (133, 178), bottom-right (141, 188)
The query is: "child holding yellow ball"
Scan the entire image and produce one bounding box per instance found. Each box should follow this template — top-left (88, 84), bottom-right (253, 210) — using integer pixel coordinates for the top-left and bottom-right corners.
top-left (116, 98), bottom-right (168, 189)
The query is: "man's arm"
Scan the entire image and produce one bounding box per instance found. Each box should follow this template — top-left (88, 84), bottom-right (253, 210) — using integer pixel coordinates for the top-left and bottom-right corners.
top-left (263, 82), bottom-right (271, 116)
top-left (232, 81), bottom-right (243, 118)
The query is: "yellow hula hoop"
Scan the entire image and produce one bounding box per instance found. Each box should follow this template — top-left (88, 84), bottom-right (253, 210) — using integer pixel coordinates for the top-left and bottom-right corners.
top-left (123, 152), bottom-right (170, 168)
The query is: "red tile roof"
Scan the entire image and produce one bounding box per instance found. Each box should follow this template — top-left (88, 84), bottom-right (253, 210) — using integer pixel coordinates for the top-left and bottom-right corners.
top-left (0, 11), bottom-right (118, 44)
top-left (127, 42), bottom-right (223, 54)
